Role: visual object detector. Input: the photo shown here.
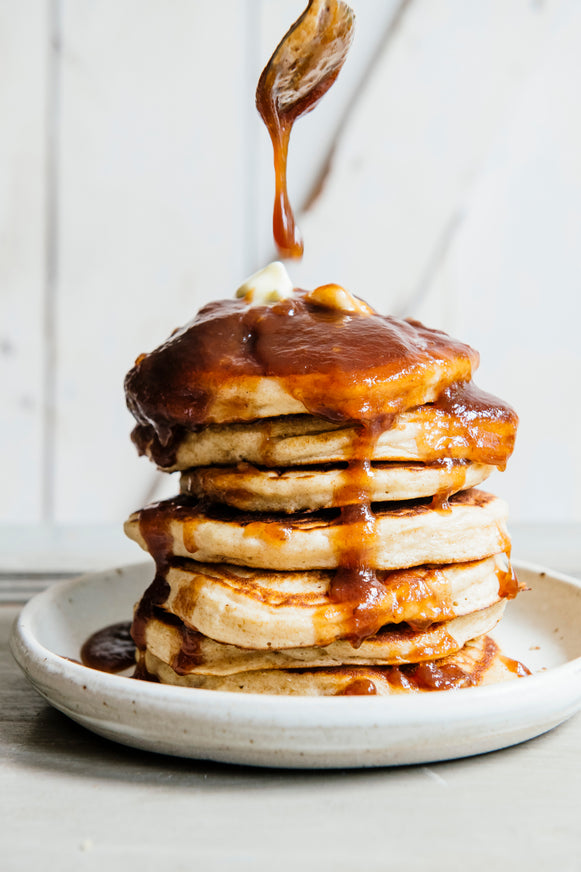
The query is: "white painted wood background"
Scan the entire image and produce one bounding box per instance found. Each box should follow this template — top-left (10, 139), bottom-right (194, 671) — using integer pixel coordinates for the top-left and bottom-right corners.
top-left (2, 0), bottom-right (581, 525)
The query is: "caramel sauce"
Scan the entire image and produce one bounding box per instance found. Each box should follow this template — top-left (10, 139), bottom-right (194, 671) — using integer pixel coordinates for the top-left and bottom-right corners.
top-left (80, 621), bottom-right (135, 674)
top-left (428, 458), bottom-right (468, 511)
top-left (418, 381), bottom-right (518, 469)
top-left (339, 678), bottom-right (377, 696)
top-left (181, 516), bottom-right (201, 556)
top-left (370, 622), bottom-right (462, 663)
top-left (370, 565), bottom-right (454, 630)
top-left (242, 519), bottom-right (292, 544)
top-left (258, 97), bottom-right (302, 260)
top-left (387, 660), bottom-right (473, 692)
top-left (129, 501), bottom-right (174, 651)
top-left (172, 624), bottom-right (203, 675)
top-left (385, 635), bottom-right (500, 691)
top-left (499, 654), bottom-right (532, 677)
top-left (496, 561), bottom-right (523, 600)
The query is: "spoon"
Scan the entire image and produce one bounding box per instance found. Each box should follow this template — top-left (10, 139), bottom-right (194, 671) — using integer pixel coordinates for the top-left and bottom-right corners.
top-left (256, 0), bottom-right (355, 259)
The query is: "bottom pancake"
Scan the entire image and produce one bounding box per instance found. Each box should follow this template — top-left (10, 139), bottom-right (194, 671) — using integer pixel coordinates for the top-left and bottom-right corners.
top-left (138, 600), bottom-right (506, 675)
top-left (138, 634), bottom-right (530, 695)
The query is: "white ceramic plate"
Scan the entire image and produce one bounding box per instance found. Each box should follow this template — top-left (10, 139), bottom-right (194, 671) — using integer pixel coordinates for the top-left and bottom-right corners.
top-left (10, 560), bottom-right (581, 769)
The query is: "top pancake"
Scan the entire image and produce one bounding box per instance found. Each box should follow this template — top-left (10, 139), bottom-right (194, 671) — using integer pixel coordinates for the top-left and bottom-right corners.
top-left (135, 380), bottom-right (518, 472)
top-left (125, 292), bottom-right (478, 448)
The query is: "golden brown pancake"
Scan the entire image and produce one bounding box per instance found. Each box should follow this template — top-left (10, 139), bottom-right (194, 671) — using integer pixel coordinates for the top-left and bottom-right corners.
top-left (180, 459), bottom-right (493, 513)
top-left (124, 489), bottom-right (509, 571)
top-left (138, 634), bottom-right (529, 694)
top-left (148, 553), bottom-right (515, 649)
top-left (138, 600), bottom-right (506, 675)
top-left (136, 381), bottom-right (517, 474)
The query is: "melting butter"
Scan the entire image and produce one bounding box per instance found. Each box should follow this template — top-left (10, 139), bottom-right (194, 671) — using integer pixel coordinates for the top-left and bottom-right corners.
top-left (235, 262), bottom-right (294, 305)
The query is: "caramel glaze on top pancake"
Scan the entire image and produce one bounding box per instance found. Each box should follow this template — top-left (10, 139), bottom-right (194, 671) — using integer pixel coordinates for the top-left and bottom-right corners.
top-left (125, 293), bottom-right (478, 447)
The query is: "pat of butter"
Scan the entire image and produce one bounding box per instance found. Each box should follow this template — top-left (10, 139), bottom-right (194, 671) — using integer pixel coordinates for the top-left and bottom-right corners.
top-left (235, 262), bottom-right (294, 305)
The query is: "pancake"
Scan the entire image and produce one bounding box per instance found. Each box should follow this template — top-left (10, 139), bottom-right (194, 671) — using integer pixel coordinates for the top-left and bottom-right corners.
top-left (180, 459), bottom-right (493, 513)
top-left (148, 553), bottom-right (516, 649)
top-left (138, 600), bottom-right (506, 675)
top-left (135, 381), bottom-right (517, 473)
top-left (124, 489), bottom-right (509, 571)
top-left (138, 633), bottom-right (529, 694)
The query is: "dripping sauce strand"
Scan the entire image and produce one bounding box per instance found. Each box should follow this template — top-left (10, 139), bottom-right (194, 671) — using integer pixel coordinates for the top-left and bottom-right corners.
top-left (78, 486), bottom-right (178, 676)
top-left (79, 504), bottom-right (181, 678)
top-left (269, 118), bottom-right (302, 260)
top-left (129, 503), bottom-right (175, 655)
top-left (328, 418), bottom-right (393, 645)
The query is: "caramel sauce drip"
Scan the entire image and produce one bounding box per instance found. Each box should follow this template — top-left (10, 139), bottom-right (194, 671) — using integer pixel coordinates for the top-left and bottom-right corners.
top-left (129, 501), bottom-right (174, 651)
top-left (329, 637), bottom-right (532, 695)
top-left (385, 635), bottom-right (500, 691)
top-left (80, 621), bottom-right (135, 674)
top-left (429, 458), bottom-right (469, 511)
top-left (420, 381), bottom-right (518, 469)
top-left (388, 660), bottom-right (473, 692)
top-left (242, 519), bottom-right (292, 545)
top-left (264, 113), bottom-right (302, 260)
top-left (496, 561), bottom-right (523, 600)
top-left (328, 421), bottom-right (392, 645)
top-left (256, 0), bottom-right (354, 258)
top-left (499, 654), bottom-right (532, 677)
top-left (338, 678), bottom-right (378, 696)
top-left (172, 625), bottom-right (203, 675)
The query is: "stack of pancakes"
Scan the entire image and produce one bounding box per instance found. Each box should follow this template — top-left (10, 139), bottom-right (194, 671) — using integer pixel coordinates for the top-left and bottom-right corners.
top-left (124, 276), bottom-right (527, 695)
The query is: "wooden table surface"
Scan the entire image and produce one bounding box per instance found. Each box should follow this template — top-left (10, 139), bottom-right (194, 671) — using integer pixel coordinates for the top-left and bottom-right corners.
top-left (2, 523), bottom-right (580, 870)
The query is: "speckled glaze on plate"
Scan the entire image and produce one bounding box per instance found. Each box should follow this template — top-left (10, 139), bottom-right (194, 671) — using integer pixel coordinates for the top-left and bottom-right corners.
top-left (10, 561), bottom-right (581, 769)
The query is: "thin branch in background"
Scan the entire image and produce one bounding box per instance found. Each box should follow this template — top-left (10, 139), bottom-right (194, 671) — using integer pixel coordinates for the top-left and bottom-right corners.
top-left (392, 211), bottom-right (464, 318)
top-left (301, 0), bottom-right (414, 214)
